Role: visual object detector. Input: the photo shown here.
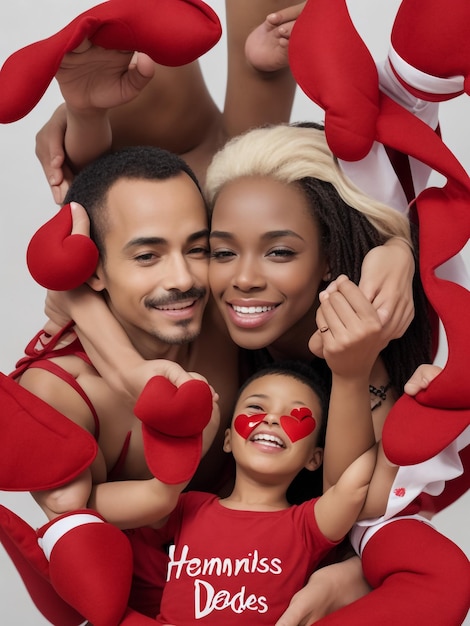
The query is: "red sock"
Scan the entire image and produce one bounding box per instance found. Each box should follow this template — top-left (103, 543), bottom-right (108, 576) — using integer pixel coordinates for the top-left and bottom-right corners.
top-left (38, 510), bottom-right (134, 626)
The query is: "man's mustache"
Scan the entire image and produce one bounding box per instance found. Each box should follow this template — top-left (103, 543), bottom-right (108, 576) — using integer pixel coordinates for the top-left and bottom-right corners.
top-left (145, 287), bottom-right (207, 309)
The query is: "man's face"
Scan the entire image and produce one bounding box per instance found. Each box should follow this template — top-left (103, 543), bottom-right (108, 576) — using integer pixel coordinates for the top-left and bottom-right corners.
top-left (91, 174), bottom-right (210, 355)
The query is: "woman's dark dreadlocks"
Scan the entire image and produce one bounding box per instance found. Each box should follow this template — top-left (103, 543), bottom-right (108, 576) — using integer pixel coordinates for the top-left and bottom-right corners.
top-left (299, 173), bottom-right (433, 395)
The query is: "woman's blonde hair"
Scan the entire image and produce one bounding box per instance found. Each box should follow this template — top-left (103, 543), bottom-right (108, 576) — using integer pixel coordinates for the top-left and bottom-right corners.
top-left (205, 123), bottom-right (411, 244)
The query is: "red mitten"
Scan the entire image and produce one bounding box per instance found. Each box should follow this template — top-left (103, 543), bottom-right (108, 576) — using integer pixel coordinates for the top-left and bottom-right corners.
top-left (38, 510), bottom-right (134, 626)
top-left (0, 0), bottom-right (221, 123)
top-left (288, 0), bottom-right (380, 161)
top-left (0, 505), bottom-right (84, 626)
top-left (390, 0), bottom-right (470, 102)
top-left (0, 372), bottom-right (97, 491)
top-left (134, 376), bottom-right (213, 484)
top-left (26, 204), bottom-right (99, 290)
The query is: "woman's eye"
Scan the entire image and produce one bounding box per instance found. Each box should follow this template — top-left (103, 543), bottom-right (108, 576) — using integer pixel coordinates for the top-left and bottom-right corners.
top-left (267, 248), bottom-right (296, 258)
top-left (211, 249), bottom-right (236, 260)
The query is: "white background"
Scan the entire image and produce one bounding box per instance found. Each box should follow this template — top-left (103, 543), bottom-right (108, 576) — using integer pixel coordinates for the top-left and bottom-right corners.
top-left (0, 1), bottom-right (468, 624)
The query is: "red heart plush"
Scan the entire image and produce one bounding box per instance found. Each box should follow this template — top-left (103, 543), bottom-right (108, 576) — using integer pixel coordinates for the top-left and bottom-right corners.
top-left (134, 375), bottom-right (212, 437)
top-left (26, 204), bottom-right (99, 290)
top-left (133, 375), bottom-right (213, 484)
top-left (280, 407), bottom-right (316, 443)
top-left (234, 414), bottom-right (267, 440)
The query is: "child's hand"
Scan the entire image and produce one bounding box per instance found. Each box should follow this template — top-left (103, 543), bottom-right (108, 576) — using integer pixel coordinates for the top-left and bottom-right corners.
top-left (56, 38), bottom-right (155, 114)
top-left (404, 363), bottom-right (442, 396)
top-left (359, 238), bottom-right (415, 341)
top-left (310, 276), bottom-right (386, 380)
top-left (245, 3), bottom-right (306, 73)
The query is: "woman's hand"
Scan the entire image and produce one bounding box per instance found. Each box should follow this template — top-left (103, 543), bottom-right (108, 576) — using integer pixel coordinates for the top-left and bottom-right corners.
top-left (359, 237), bottom-right (415, 341)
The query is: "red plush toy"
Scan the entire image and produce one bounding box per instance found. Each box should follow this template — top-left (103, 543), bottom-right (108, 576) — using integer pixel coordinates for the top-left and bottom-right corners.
top-left (289, 0), bottom-right (470, 466)
top-left (289, 2), bottom-right (470, 624)
top-left (0, 0), bottom-right (221, 124)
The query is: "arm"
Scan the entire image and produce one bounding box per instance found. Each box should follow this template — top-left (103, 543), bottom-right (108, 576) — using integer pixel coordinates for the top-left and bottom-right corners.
top-left (45, 285), bottom-right (194, 402)
top-left (35, 104), bottom-right (74, 205)
top-left (316, 277), bottom-right (385, 490)
top-left (223, 0), bottom-right (297, 139)
top-left (57, 39), bottom-right (155, 171)
top-left (315, 446), bottom-right (377, 542)
top-left (88, 476), bottom-right (185, 530)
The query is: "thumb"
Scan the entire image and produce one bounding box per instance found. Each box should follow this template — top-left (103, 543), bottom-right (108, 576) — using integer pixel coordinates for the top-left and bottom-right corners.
top-left (69, 201), bottom-right (90, 237)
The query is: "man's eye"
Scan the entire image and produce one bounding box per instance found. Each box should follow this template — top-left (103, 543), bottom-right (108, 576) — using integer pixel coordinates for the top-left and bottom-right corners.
top-left (135, 252), bottom-right (156, 262)
top-left (189, 246), bottom-right (210, 257)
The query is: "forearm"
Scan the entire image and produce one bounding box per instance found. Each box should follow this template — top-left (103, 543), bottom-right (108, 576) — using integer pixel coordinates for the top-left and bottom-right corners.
top-left (60, 288), bottom-right (145, 399)
top-left (359, 442), bottom-right (398, 520)
top-left (65, 106), bottom-right (112, 172)
top-left (224, 0), bottom-right (296, 137)
top-left (324, 374), bottom-right (374, 490)
top-left (88, 477), bottom-right (185, 529)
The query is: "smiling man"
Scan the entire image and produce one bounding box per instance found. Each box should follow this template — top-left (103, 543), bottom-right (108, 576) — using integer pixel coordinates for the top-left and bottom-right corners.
top-left (5, 145), bottom-right (241, 622)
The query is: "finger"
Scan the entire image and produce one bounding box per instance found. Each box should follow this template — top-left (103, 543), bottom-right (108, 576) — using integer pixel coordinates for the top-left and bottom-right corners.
top-left (404, 364), bottom-right (440, 396)
top-left (71, 38), bottom-right (93, 54)
top-left (69, 202), bottom-right (91, 236)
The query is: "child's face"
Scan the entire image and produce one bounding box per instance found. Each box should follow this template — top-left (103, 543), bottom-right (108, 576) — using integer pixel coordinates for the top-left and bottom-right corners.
top-left (224, 373), bottom-right (323, 479)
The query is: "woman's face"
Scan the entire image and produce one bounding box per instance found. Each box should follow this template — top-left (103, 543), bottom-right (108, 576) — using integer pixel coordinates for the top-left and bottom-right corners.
top-left (209, 176), bottom-right (329, 351)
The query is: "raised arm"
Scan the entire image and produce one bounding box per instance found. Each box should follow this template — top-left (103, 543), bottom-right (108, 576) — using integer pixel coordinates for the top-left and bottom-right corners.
top-left (223, 0), bottom-right (297, 139)
top-left (316, 276), bottom-right (387, 491)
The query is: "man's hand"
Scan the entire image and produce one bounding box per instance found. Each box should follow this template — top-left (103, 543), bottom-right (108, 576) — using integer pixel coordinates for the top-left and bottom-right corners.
top-left (56, 39), bottom-right (155, 113)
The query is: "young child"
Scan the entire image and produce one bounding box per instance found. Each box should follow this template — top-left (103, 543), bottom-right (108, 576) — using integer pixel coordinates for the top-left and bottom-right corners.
top-left (110, 359), bottom-right (393, 625)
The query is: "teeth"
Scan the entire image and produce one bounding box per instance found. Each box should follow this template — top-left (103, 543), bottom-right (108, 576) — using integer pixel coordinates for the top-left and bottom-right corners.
top-left (157, 301), bottom-right (194, 311)
top-left (252, 434), bottom-right (284, 448)
top-left (232, 305), bottom-right (275, 314)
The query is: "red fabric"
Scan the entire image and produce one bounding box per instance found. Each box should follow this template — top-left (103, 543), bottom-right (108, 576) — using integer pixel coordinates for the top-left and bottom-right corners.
top-left (289, 0), bottom-right (470, 464)
top-left (420, 443), bottom-right (470, 514)
top-left (156, 492), bottom-right (336, 624)
top-left (26, 204), bottom-right (99, 290)
top-left (289, 0), bottom-right (379, 161)
top-left (0, 505), bottom-right (85, 626)
top-left (0, 372), bottom-right (97, 491)
top-left (311, 519), bottom-right (470, 625)
top-left (38, 511), bottom-right (134, 626)
top-left (134, 376), bottom-right (213, 484)
top-left (0, 0), bottom-right (221, 123)
top-left (391, 0), bottom-right (470, 101)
